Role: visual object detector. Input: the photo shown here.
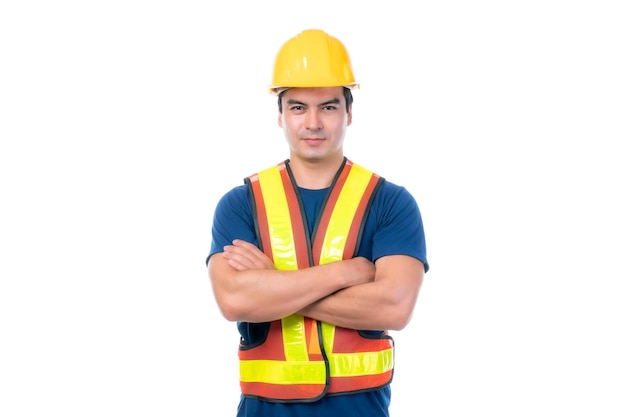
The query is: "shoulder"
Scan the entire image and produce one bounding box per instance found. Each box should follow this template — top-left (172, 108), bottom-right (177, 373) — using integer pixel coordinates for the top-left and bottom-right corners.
top-left (376, 178), bottom-right (414, 198)
top-left (217, 184), bottom-right (248, 202)
top-left (351, 160), bottom-right (417, 205)
top-left (349, 160), bottom-right (422, 216)
top-left (373, 178), bottom-right (420, 213)
top-left (216, 160), bottom-right (285, 212)
top-left (212, 184), bottom-right (255, 226)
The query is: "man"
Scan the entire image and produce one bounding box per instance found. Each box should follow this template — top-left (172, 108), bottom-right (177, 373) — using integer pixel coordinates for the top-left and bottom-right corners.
top-left (206, 29), bottom-right (429, 417)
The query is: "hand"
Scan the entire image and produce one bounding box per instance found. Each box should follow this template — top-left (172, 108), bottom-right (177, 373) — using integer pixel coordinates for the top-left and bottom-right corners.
top-left (222, 239), bottom-right (275, 271)
top-left (342, 256), bottom-right (376, 286)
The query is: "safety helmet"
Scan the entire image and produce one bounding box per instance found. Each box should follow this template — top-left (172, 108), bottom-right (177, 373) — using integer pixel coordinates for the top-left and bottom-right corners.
top-left (269, 29), bottom-right (359, 95)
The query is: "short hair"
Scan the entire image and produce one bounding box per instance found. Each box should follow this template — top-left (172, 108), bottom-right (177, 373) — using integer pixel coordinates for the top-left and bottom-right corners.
top-left (278, 87), bottom-right (353, 113)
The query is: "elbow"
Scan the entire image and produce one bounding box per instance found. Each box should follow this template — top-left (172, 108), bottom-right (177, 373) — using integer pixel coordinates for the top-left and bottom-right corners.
top-left (214, 294), bottom-right (245, 322)
top-left (386, 309), bottom-right (413, 331)
top-left (384, 294), bottom-right (418, 331)
top-left (222, 303), bottom-right (257, 323)
top-left (385, 285), bottom-right (420, 330)
top-left (217, 295), bottom-right (266, 323)
top-left (219, 306), bottom-right (240, 323)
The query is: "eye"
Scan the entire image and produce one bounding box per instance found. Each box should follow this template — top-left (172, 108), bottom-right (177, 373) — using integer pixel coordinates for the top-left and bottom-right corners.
top-left (322, 105), bottom-right (338, 111)
top-left (289, 105), bottom-right (305, 112)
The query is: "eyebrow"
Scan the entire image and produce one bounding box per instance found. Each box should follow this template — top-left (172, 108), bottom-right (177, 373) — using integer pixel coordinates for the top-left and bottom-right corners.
top-left (286, 98), bottom-right (341, 107)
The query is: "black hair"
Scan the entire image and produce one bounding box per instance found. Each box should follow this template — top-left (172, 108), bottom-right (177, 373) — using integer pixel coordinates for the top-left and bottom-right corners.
top-left (277, 87), bottom-right (353, 113)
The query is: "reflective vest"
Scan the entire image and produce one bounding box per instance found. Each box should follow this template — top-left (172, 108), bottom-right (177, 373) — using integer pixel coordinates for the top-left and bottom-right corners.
top-left (240, 158), bottom-right (395, 403)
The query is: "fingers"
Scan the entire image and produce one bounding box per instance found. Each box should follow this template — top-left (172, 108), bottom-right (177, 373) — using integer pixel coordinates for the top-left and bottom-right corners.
top-left (345, 257), bottom-right (376, 285)
top-left (223, 239), bottom-right (275, 271)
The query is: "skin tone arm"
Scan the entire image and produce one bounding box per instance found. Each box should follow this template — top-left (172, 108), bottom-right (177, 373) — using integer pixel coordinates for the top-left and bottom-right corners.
top-left (209, 239), bottom-right (424, 331)
top-left (208, 239), bottom-right (376, 323)
top-left (299, 254), bottom-right (424, 331)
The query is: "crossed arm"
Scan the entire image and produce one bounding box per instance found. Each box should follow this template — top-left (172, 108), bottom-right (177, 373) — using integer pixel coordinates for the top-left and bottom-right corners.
top-left (208, 239), bottom-right (424, 331)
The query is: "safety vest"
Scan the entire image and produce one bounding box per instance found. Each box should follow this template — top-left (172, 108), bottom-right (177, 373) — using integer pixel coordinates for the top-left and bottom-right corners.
top-left (239, 158), bottom-right (395, 403)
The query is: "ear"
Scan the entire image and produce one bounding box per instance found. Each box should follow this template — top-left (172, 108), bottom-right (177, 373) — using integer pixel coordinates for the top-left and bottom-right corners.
top-left (347, 106), bottom-right (352, 126)
top-left (277, 112), bottom-right (283, 128)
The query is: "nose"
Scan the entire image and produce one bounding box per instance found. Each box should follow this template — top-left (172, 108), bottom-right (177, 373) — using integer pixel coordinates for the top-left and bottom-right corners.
top-left (305, 109), bottom-right (322, 130)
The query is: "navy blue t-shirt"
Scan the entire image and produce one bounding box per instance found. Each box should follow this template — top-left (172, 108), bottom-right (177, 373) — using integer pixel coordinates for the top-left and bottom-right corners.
top-left (207, 170), bottom-right (428, 417)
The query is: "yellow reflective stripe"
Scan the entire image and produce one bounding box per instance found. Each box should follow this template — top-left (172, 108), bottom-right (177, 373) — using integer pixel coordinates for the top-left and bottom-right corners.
top-left (319, 164), bottom-right (372, 264)
top-left (258, 167), bottom-right (298, 270)
top-left (240, 359), bottom-right (327, 384)
top-left (242, 161), bottom-right (392, 395)
top-left (328, 348), bottom-right (394, 377)
top-left (282, 314), bottom-right (308, 361)
top-left (320, 321), bottom-right (335, 352)
top-left (321, 312), bottom-right (392, 378)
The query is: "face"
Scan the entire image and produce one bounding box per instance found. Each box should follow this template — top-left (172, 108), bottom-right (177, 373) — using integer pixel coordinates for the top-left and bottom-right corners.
top-left (278, 87), bottom-right (352, 164)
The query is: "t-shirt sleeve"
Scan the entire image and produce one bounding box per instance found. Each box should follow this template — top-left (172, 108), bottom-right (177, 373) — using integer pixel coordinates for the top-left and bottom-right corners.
top-left (205, 185), bottom-right (257, 265)
top-left (371, 184), bottom-right (429, 272)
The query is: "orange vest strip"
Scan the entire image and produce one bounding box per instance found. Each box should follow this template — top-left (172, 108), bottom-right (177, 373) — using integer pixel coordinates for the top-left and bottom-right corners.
top-left (241, 158), bottom-right (394, 403)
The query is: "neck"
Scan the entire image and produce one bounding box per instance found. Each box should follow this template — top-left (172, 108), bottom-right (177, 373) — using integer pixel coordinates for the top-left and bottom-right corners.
top-left (287, 155), bottom-right (345, 190)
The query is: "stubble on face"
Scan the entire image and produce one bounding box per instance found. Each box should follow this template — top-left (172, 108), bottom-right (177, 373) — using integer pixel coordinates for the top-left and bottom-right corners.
top-left (278, 87), bottom-right (351, 166)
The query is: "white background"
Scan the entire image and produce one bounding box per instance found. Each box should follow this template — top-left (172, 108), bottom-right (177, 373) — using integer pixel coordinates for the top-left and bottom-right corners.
top-left (1, 1), bottom-right (625, 416)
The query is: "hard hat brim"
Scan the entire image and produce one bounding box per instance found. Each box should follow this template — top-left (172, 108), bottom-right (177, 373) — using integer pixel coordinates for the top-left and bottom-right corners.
top-left (269, 83), bottom-right (360, 96)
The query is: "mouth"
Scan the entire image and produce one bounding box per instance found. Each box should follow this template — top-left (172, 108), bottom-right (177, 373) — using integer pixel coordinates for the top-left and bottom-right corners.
top-left (302, 137), bottom-right (325, 143)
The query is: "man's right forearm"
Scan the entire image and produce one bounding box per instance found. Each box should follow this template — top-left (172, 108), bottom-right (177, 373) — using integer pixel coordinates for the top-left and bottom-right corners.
top-left (209, 256), bottom-right (374, 323)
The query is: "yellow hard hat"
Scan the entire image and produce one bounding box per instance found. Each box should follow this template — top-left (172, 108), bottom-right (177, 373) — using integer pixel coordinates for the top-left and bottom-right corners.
top-left (269, 29), bottom-right (359, 95)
